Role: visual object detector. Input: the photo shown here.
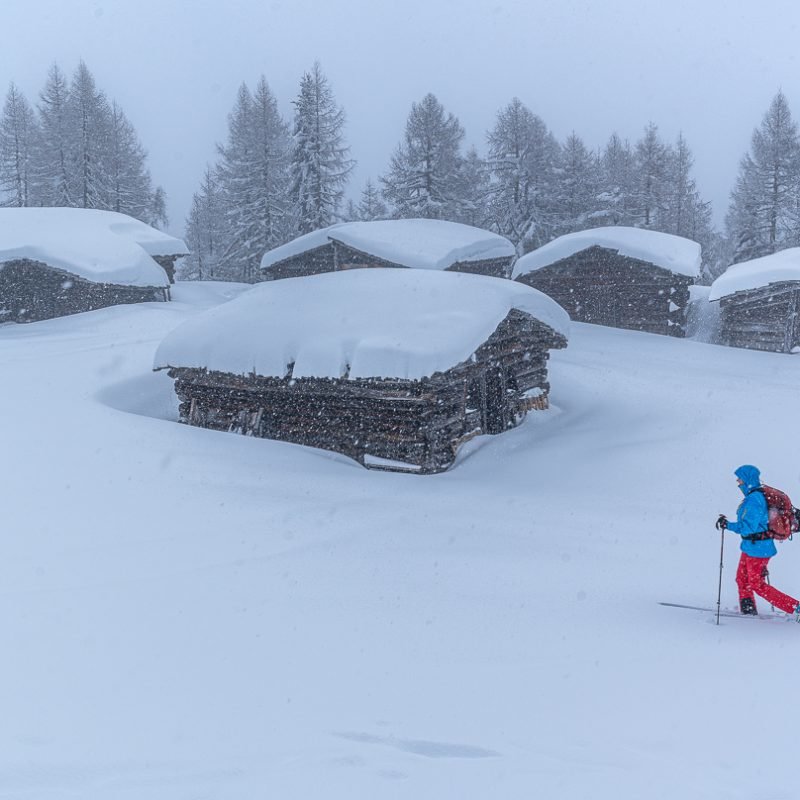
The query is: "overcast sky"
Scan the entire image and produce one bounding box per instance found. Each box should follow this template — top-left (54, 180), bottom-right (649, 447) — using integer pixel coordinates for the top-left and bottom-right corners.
top-left (3, 0), bottom-right (800, 235)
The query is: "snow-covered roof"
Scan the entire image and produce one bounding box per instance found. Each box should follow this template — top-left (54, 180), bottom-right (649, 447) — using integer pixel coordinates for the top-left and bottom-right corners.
top-left (512, 226), bottom-right (702, 280)
top-left (260, 219), bottom-right (516, 272)
top-left (0, 208), bottom-right (188, 287)
top-left (154, 269), bottom-right (569, 381)
top-left (708, 248), bottom-right (800, 301)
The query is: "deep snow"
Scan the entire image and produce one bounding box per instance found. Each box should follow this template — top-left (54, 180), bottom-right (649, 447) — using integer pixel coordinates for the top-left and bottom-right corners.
top-left (1, 281), bottom-right (799, 800)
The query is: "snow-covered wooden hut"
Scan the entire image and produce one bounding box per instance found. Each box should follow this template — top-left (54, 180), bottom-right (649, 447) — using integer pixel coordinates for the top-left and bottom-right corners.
top-left (709, 248), bottom-right (800, 353)
top-left (512, 227), bottom-right (701, 337)
top-left (0, 208), bottom-right (188, 324)
top-left (259, 219), bottom-right (516, 281)
top-left (154, 270), bottom-right (569, 474)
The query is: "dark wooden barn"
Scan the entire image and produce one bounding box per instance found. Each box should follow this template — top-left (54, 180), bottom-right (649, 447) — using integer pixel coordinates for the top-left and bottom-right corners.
top-left (709, 248), bottom-right (800, 353)
top-left (512, 227), bottom-right (701, 337)
top-left (155, 270), bottom-right (569, 474)
top-left (260, 219), bottom-right (516, 281)
top-left (0, 208), bottom-right (187, 324)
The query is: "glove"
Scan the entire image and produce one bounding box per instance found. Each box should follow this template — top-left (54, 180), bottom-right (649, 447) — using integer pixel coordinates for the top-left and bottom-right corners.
top-left (715, 514), bottom-right (728, 531)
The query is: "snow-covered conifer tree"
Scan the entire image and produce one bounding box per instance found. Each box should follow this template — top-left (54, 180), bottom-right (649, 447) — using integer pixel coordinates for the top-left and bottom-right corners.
top-left (554, 132), bottom-right (597, 235)
top-left (183, 167), bottom-right (226, 280)
top-left (0, 83), bottom-right (39, 207)
top-left (457, 146), bottom-right (491, 228)
top-left (290, 62), bottom-right (353, 234)
top-left (633, 122), bottom-right (669, 228)
top-left (36, 64), bottom-right (73, 206)
top-left (596, 133), bottom-right (636, 226)
top-left (355, 178), bottom-right (388, 221)
top-left (726, 90), bottom-right (800, 262)
top-left (106, 100), bottom-right (156, 220)
top-left (216, 78), bottom-right (292, 280)
top-left (381, 93), bottom-right (468, 221)
top-left (485, 98), bottom-right (560, 252)
top-left (66, 61), bottom-right (111, 209)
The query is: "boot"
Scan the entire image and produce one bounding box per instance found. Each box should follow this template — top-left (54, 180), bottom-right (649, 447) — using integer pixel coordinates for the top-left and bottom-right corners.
top-left (740, 597), bottom-right (758, 615)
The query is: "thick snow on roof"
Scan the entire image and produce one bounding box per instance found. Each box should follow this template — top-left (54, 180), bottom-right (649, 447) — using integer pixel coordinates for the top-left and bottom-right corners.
top-left (260, 219), bottom-right (516, 271)
top-left (0, 208), bottom-right (188, 287)
top-left (512, 226), bottom-right (702, 279)
top-left (708, 248), bottom-right (800, 301)
top-left (155, 269), bottom-right (569, 381)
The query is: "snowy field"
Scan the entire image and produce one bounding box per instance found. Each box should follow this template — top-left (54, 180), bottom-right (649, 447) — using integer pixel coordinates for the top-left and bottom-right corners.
top-left (1, 281), bottom-right (799, 800)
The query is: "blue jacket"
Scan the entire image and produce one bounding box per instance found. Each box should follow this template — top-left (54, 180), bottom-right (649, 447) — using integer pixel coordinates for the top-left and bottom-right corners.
top-left (726, 465), bottom-right (776, 558)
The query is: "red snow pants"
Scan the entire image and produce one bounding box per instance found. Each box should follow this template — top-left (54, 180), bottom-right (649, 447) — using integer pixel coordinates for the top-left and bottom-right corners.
top-left (736, 553), bottom-right (798, 614)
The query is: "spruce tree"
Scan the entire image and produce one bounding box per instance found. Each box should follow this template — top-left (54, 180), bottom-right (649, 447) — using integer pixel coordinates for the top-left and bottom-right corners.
top-left (726, 90), bottom-right (800, 262)
top-left (290, 62), bottom-right (353, 234)
top-left (381, 93), bottom-right (467, 221)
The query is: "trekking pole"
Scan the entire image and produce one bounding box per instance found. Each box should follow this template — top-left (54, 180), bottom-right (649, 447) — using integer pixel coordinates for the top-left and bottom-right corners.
top-left (716, 527), bottom-right (725, 626)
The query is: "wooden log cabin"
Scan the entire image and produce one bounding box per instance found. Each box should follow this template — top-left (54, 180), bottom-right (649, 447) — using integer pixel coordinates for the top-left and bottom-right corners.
top-left (154, 270), bottom-right (569, 474)
top-left (0, 208), bottom-right (188, 324)
top-left (259, 219), bottom-right (516, 281)
top-left (709, 248), bottom-right (800, 353)
top-left (512, 227), bottom-right (701, 337)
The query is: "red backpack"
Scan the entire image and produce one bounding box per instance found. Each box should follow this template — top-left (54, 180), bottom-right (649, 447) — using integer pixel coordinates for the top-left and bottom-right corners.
top-left (757, 485), bottom-right (800, 541)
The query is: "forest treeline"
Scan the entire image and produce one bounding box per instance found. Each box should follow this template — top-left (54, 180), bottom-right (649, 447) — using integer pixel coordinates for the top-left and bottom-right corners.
top-left (3, 61), bottom-right (800, 284)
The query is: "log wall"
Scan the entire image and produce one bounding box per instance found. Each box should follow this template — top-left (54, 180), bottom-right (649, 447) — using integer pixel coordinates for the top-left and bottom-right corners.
top-left (166, 311), bottom-right (566, 474)
top-left (717, 282), bottom-right (800, 353)
top-left (0, 259), bottom-right (168, 324)
top-left (516, 245), bottom-right (693, 337)
top-left (261, 240), bottom-right (514, 281)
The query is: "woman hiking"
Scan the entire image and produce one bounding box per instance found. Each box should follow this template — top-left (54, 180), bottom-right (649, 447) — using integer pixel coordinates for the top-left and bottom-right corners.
top-left (716, 464), bottom-right (800, 619)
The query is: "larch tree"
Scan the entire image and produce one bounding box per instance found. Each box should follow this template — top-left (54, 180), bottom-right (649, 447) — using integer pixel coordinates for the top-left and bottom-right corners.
top-left (485, 97), bottom-right (560, 252)
top-left (726, 90), bottom-right (800, 262)
top-left (183, 166), bottom-right (226, 281)
top-left (215, 78), bottom-right (292, 280)
top-left (555, 131), bottom-right (597, 235)
top-left (290, 62), bottom-right (353, 234)
top-left (36, 63), bottom-right (73, 206)
top-left (355, 177), bottom-right (388, 220)
top-left (381, 93), bottom-right (467, 221)
top-left (633, 122), bottom-right (669, 228)
top-left (596, 133), bottom-right (636, 227)
top-left (0, 83), bottom-right (39, 207)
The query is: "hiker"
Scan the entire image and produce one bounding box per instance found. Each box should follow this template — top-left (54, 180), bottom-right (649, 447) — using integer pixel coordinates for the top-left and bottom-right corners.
top-left (716, 464), bottom-right (800, 618)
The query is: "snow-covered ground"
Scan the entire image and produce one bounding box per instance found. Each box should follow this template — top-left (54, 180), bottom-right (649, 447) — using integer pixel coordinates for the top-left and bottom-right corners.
top-left (1, 281), bottom-right (799, 800)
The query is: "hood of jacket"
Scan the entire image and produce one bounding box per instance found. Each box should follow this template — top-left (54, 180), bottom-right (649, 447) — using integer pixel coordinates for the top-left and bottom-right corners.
top-left (735, 464), bottom-right (761, 495)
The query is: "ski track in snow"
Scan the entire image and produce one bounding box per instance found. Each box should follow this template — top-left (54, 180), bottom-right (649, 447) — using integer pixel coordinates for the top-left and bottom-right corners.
top-left (1, 281), bottom-right (799, 800)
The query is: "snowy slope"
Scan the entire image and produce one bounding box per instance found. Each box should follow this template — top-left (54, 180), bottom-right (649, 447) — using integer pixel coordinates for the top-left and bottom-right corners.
top-left (1, 282), bottom-right (799, 800)
top-left (0, 208), bottom-right (187, 287)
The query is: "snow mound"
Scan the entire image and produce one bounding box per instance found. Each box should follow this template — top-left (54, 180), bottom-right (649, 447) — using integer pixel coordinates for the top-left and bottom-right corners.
top-left (260, 219), bottom-right (516, 271)
top-left (0, 208), bottom-right (188, 287)
top-left (709, 248), bottom-right (800, 301)
top-left (154, 269), bottom-right (569, 381)
top-left (512, 226), bottom-right (702, 279)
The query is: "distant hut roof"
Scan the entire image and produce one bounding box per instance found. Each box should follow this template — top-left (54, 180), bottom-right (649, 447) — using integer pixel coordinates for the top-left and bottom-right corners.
top-left (709, 248), bottom-right (800, 301)
top-left (260, 219), bottom-right (516, 272)
top-left (512, 226), bottom-right (702, 280)
top-left (155, 269), bottom-right (569, 381)
top-left (0, 208), bottom-right (188, 287)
